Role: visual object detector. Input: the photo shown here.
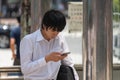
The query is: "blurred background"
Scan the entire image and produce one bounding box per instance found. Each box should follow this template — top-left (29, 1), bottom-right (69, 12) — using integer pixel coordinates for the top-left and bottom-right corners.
top-left (0, 0), bottom-right (120, 80)
top-left (0, 0), bottom-right (119, 67)
top-left (0, 0), bottom-right (83, 67)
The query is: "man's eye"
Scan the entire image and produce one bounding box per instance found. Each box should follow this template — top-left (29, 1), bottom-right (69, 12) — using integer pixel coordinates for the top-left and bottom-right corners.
top-left (52, 29), bottom-right (56, 32)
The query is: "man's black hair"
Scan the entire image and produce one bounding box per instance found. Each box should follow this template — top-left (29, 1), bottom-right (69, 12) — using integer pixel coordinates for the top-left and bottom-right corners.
top-left (41, 9), bottom-right (66, 32)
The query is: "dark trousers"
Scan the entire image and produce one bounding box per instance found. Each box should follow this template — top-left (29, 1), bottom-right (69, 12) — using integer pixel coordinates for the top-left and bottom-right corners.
top-left (14, 58), bottom-right (20, 65)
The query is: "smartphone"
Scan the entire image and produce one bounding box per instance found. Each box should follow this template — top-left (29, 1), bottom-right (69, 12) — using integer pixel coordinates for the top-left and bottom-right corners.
top-left (61, 52), bottom-right (71, 56)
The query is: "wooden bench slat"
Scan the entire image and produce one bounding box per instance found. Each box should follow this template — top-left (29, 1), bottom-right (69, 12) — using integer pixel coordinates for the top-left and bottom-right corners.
top-left (0, 76), bottom-right (23, 80)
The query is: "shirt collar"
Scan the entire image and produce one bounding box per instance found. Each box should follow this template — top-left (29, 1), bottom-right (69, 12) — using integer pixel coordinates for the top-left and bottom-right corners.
top-left (36, 29), bottom-right (45, 42)
top-left (36, 29), bottom-right (59, 42)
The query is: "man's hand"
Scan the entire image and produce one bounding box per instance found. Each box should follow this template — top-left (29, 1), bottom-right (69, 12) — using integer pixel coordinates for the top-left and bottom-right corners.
top-left (45, 52), bottom-right (67, 63)
top-left (11, 53), bottom-right (16, 60)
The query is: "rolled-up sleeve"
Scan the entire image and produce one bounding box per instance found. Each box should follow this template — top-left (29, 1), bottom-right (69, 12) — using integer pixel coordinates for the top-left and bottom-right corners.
top-left (20, 36), bottom-right (47, 75)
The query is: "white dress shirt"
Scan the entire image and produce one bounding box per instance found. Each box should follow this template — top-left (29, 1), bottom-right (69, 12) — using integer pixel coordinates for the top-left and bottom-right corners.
top-left (20, 29), bottom-right (79, 80)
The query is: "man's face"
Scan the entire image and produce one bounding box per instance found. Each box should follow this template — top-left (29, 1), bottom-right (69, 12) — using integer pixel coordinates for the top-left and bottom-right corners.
top-left (42, 27), bottom-right (59, 41)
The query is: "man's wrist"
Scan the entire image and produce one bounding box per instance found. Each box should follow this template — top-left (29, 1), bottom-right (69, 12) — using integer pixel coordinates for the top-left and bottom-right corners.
top-left (45, 55), bottom-right (50, 63)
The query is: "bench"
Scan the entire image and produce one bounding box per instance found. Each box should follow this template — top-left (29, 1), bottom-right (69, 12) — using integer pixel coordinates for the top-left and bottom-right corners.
top-left (0, 64), bottom-right (120, 80)
top-left (0, 66), bottom-right (23, 80)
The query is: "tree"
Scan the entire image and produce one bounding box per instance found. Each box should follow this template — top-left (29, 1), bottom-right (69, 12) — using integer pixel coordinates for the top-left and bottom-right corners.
top-left (83, 0), bottom-right (113, 80)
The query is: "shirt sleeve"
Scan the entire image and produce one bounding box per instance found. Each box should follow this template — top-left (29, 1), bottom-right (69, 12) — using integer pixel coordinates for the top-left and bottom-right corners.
top-left (60, 35), bottom-right (79, 80)
top-left (10, 29), bottom-right (15, 38)
top-left (20, 36), bottom-right (47, 75)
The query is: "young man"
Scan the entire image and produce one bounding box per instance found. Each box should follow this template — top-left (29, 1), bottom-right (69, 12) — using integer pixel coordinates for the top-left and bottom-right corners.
top-left (10, 17), bottom-right (21, 65)
top-left (20, 9), bottom-right (79, 80)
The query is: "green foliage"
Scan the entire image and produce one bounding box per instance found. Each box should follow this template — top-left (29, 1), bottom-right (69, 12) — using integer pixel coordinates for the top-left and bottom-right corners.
top-left (113, 0), bottom-right (120, 12)
top-left (113, 0), bottom-right (120, 21)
